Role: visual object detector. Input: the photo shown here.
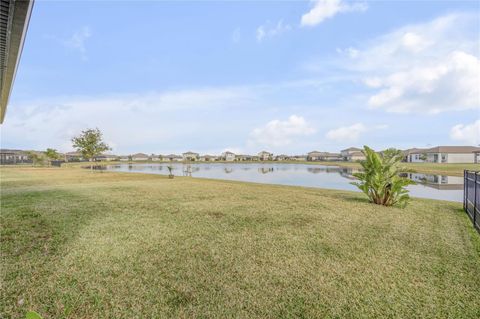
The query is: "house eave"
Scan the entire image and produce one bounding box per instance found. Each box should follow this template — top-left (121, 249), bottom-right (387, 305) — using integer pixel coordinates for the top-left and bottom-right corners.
top-left (0, 0), bottom-right (34, 123)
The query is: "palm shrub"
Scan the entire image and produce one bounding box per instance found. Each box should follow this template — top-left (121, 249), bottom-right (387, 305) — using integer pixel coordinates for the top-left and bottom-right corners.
top-left (351, 146), bottom-right (415, 207)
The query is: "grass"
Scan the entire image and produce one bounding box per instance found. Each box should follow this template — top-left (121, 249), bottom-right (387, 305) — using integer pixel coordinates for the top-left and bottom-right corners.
top-left (1, 167), bottom-right (479, 318)
top-left (61, 160), bottom-right (480, 176)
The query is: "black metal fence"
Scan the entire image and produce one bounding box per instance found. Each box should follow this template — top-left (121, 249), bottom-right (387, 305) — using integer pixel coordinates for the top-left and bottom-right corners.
top-left (464, 170), bottom-right (479, 232)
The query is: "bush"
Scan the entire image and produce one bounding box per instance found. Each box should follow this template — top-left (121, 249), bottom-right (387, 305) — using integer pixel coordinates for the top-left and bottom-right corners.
top-left (352, 146), bottom-right (415, 207)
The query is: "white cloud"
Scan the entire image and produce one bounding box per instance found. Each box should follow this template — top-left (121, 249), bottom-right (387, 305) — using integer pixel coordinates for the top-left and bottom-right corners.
top-left (301, 0), bottom-right (367, 27)
top-left (336, 47), bottom-right (359, 58)
top-left (256, 20), bottom-right (292, 42)
top-left (335, 13), bottom-right (480, 114)
top-left (64, 26), bottom-right (92, 60)
top-left (367, 51), bottom-right (480, 114)
top-left (248, 115), bottom-right (316, 147)
top-left (450, 120), bottom-right (480, 145)
top-left (326, 123), bottom-right (387, 142)
top-left (2, 87), bottom-right (253, 153)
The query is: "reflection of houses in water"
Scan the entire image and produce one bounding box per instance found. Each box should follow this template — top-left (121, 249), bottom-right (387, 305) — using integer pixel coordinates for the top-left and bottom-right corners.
top-left (405, 173), bottom-right (463, 190)
top-left (183, 164), bottom-right (200, 176)
top-left (258, 167), bottom-right (274, 174)
top-left (305, 166), bottom-right (359, 180)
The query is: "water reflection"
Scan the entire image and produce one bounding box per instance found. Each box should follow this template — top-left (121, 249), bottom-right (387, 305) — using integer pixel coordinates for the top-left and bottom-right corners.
top-left (101, 163), bottom-right (463, 202)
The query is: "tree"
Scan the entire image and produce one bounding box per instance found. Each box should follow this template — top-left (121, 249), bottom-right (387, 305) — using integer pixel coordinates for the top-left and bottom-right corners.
top-left (71, 128), bottom-right (111, 170)
top-left (45, 148), bottom-right (60, 165)
top-left (26, 151), bottom-right (44, 167)
top-left (351, 146), bottom-right (415, 207)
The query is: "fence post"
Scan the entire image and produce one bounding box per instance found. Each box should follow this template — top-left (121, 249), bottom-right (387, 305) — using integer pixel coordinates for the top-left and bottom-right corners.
top-left (464, 170), bottom-right (467, 212)
top-left (474, 172), bottom-right (478, 230)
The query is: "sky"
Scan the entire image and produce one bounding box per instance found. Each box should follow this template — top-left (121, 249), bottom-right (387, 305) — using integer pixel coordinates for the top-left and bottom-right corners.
top-left (1, 0), bottom-right (479, 155)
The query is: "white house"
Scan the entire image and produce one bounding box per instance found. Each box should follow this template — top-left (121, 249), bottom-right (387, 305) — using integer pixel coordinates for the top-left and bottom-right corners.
top-left (340, 147), bottom-right (365, 162)
top-left (151, 154), bottom-right (162, 161)
top-left (64, 151), bottom-right (83, 162)
top-left (222, 151), bottom-right (236, 161)
top-left (474, 150), bottom-right (480, 164)
top-left (307, 151), bottom-right (342, 161)
top-left (198, 155), bottom-right (216, 161)
top-left (0, 149), bottom-right (30, 164)
top-left (131, 153), bottom-right (150, 161)
top-left (258, 151), bottom-right (273, 161)
top-left (406, 146), bottom-right (480, 163)
top-left (164, 154), bottom-right (183, 162)
top-left (182, 151), bottom-right (199, 161)
top-left (95, 154), bottom-right (118, 161)
top-left (235, 154), bottom-right (252, 161)
top-left (291, 155), bottom-right (307, 161)
top-left (275, 154), bottom-right (290, 161)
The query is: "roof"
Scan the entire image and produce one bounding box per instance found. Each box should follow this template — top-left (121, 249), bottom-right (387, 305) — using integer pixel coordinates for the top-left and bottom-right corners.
top-left (0, 148), bottom-right (28, 153)
top-left (403, 148), bottom-right (427, 155)
top-left (223, 151), bottom-right (235, 155)
top-left (0, 0), bottom-right (34, 123)
top-left (309, 151), bottom-right (341, 157)
top-left (183, 151), bottom-right (199, 155)
top-left (65, 151), bottom-right (81, 156)
top-left (97, 154), bottom-right (118, 158)
top-left (341, 147), bottom-right (362, 152)
top-left (409, 146), bottom-right (480, 154)
top-left (131, 153), bottom-right (149, 157)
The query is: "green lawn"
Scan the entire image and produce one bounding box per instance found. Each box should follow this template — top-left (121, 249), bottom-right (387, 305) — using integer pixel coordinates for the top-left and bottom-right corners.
top-left (1, 167), bottom-right (479, 318)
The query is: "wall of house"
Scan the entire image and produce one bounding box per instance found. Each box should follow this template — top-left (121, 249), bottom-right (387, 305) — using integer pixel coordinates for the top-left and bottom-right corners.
top-left (225, 155), bottom-right (235, 161)
top-left (348, 155), bottom-right (366, 162)
top-left (446, 153), bottom-right (475, 163)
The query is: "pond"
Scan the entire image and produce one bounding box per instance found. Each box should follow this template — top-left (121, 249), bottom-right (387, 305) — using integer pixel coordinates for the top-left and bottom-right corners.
top-left (99, 163), bottom-right (464, 202)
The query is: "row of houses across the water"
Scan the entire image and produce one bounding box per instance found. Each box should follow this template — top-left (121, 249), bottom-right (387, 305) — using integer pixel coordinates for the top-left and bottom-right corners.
top-left (2, 146), bottom-right (480, 164)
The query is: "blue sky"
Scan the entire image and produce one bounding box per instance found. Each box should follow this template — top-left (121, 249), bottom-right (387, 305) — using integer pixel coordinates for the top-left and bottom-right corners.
top-left (1, 0), bottom-right (479, 155)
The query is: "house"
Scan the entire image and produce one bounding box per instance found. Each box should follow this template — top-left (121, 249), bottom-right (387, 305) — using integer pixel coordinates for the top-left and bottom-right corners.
top-left (258, 151), bottom-right (273, 161)
top-left (65, 151), bottom-right (83, 162)
top-left (307, 151), bottom-right (342, 161)
top-left (235, 154), bottom-right (251, 161)
top-left (0, 149), bottom-right (30, 164)
top-left (131, 153), bottom-right (150, 161)
top-left (275, 154), bottom-right (290, 161)
top-left (182, 151), bottom-right (199, 161)
top-left (164, 154), bottom-right (183, 162)
top-left (474, 150), bottom-right (480, 164)
top-left (402, 148), bottom-right (426, 162)
top-left (200, 155), bottom-right (218, 161)
top-left (119, 156), bottom-right (130, 161)
top-left (340, 147), bottom-right (365, 162)
top-left (291, 155), bottom-right (307, 161)
top-left (406, 146), bottom-right (480, 163)
top-left (150, 154), bottom-right (162, 161)
top-left (94, 154), bottom-right (118, 161)
top-left (222, 151), bottom-right (236, 161)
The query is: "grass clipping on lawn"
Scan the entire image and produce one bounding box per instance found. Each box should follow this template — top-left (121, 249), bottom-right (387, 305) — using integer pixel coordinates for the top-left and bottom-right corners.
top-left (1, 167), bottom-right (479, 318)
